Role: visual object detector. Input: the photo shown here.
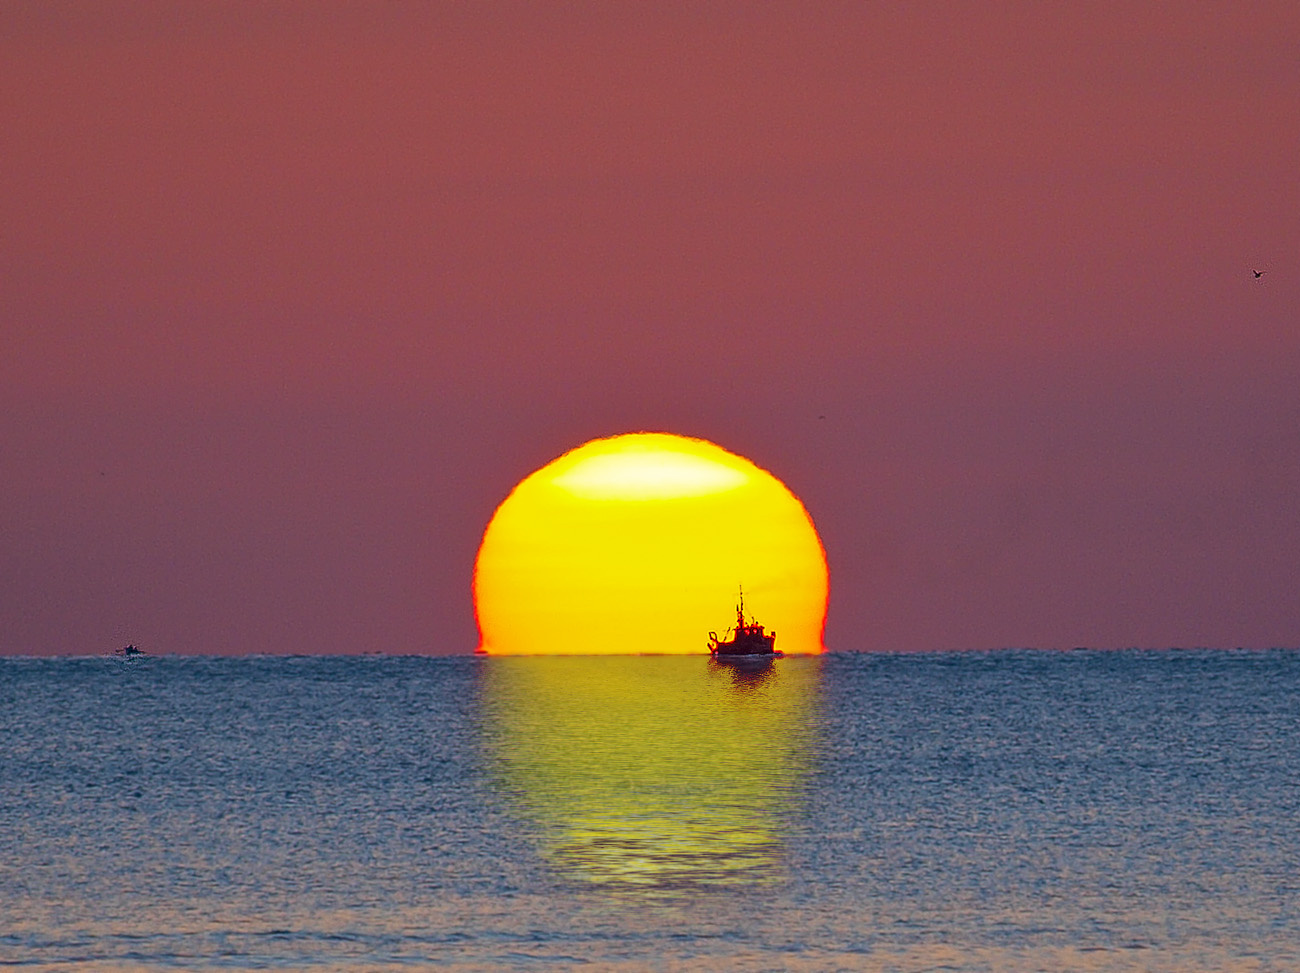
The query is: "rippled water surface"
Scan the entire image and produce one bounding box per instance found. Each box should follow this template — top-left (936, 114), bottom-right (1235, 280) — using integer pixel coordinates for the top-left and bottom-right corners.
top-left (3, 651), bottom-right (1298, 971)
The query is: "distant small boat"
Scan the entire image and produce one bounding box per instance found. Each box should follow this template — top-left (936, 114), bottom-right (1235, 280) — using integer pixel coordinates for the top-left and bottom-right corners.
top-left (708, 587), bottom-right (782, 659)
top-left (115, 644), bottom-right (144, 658)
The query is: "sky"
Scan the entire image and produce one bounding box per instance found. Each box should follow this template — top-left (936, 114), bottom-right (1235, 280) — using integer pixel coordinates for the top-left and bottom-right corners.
top-left (3, 1), bottom-right (1298, 655)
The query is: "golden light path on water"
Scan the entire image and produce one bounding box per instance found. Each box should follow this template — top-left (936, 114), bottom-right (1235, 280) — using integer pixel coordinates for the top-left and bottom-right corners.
top-left (479, 655), bottom-right (822, 890)
top-left (473, 433), bottom-right (829, 656)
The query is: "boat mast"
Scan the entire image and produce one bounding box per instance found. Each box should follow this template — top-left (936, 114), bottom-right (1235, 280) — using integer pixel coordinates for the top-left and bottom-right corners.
top-left (736, 583), bottom-right (746, 630)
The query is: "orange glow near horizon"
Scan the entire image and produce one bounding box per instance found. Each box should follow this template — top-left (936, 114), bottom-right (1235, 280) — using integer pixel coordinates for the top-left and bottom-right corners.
top-left (473, 433), bottom-right (829, 655)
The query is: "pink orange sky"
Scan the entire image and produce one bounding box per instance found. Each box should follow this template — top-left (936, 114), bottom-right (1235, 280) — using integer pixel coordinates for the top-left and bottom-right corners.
top-left (3, 2), bottom-right (1298, 654)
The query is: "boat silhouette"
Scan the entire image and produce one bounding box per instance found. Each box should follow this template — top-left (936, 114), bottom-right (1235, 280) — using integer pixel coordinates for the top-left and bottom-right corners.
top-left (707, 587), bottom-right (781, 659)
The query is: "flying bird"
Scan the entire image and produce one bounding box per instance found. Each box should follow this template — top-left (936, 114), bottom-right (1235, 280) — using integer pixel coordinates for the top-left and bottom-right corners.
top-left (1253, 270), bottom-right (1265, 279)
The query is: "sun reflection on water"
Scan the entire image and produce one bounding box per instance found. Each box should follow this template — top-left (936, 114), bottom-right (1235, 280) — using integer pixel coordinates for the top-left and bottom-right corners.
top-left (478, 655), bottom-right (822, 892)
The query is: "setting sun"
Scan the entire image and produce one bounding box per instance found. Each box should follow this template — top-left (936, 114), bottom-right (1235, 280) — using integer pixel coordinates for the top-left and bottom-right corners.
top-left (473, 433), bottom-right (828, 655)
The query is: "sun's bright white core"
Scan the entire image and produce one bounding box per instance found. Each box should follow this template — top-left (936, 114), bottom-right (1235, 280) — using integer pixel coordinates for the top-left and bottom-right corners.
top-left (550, 443), bottom-right (749, 500)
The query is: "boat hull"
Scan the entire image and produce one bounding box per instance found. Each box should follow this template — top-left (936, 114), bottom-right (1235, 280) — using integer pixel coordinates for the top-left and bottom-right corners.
top-left (712, 649), bottom-right (783, 661)
top-left (710, 634), bottom-right (778, 658)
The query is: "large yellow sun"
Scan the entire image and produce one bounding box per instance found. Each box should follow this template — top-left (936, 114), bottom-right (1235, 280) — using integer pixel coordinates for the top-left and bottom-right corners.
top-left (473, 432), bottom-right (828, 655)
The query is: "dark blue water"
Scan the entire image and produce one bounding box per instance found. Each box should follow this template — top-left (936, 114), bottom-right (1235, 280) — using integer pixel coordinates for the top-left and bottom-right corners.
top-left (2, 651), bottom-right (1297, 971)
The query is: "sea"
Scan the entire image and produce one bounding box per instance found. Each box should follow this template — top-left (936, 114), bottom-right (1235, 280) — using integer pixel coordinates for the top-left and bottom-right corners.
top-left (2, 650), bottom-right (1298, 972)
